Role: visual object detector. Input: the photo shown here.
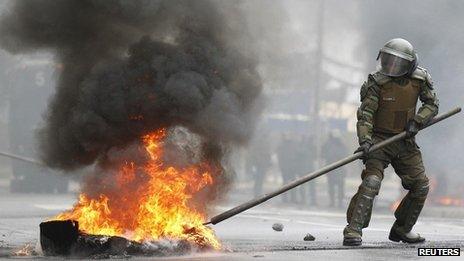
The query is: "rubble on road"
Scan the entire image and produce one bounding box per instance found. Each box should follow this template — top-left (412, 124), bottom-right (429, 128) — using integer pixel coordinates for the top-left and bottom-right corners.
top-left (303, 233), bottom-right (315, 241)
top-left (272, 223), bottom-right (284, 232)
top-left (40, 220), bottom-right (193, 258)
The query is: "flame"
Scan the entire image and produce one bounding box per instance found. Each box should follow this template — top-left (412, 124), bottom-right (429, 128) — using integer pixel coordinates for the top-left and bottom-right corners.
top-left (54, 129), bottom-right (220, 249)
top-left (391, 196), bottom-right (464, 210)
top-left (390, 199), bottom-right (401, 212)
top-left (13, 244), bottom-right (35, 256)
top-left (435, 196), bottom-right (464, 207)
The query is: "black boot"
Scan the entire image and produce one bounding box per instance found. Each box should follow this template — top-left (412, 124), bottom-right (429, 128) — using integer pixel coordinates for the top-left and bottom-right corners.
top-left (343, 226), bottom-right (362, 246)
top-left (389, 222), bottom-right (425, 243)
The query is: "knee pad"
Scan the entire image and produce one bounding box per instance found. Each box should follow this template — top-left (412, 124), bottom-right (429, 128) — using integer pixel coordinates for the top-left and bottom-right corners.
top-left (361, 175), bottom-right (381, 195)
top-left (411, 179), bottom-right (429, 199)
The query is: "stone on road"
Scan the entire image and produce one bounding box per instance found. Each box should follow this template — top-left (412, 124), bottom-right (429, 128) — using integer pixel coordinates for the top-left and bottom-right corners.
top-left (303, 233), bottom-right (315, 241)
top-left (272, 223), bottom-right (283, 232)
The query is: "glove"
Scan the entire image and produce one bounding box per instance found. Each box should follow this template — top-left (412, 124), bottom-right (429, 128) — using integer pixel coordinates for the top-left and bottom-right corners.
top-left (354, 141), bottom-right (372, 163)
top-left (405, 120), bottom-right (420, 138)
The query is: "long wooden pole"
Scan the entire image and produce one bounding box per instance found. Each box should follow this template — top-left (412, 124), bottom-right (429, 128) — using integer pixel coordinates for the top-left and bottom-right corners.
top-left (205, 107), bottom-right (462, 225)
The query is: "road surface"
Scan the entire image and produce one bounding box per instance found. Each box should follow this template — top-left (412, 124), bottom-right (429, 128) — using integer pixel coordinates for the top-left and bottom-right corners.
top-left (0, 192), bottom-right (463, 260)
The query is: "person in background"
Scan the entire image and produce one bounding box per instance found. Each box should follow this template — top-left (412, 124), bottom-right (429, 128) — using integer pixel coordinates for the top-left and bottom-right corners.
top-left (322, 130), bottom-right (347, 208)
top-left (297, 135), bottom-right (317, 206)
top-left (245, 132), bottom-right (271, 197)
top-left (277, 133), bottom-right (299, 203)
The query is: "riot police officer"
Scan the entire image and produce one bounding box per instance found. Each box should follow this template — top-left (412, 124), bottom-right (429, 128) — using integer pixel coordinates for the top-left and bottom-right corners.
top-left (343, 38), bottom-right (439, 246)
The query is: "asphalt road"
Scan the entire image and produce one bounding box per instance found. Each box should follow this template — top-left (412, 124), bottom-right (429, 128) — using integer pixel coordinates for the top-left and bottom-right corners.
top-left (0, 192), bottom-right (463, 260)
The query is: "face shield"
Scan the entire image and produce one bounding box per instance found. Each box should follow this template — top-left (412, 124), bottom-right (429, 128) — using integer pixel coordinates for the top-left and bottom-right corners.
top-left (377, 52), bottom-right (412, 77)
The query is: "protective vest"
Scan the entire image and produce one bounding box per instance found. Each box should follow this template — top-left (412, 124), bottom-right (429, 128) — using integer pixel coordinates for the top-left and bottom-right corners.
top-left (374, 78), bottom-right (420, 133)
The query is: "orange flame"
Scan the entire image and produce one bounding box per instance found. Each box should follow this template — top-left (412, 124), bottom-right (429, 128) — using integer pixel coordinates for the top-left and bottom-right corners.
top-left (54, 129), bottom-right (220, 249)
top-left (390, 199), bottom-right (401, 212)
top-left (435, 196), bottom-right (464, 207)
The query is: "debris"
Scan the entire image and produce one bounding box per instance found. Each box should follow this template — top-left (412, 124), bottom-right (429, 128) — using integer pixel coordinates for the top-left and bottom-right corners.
top-left (272, 223), bottom-right (283, 232)
top-left (13, 244), bottom-right (37, 256)
top-left (40, 220), bottom-right (79, 256)
top-left (40, 220), bottom-right (192, 257)
top-left (303, 233), bottom-right (315, 241)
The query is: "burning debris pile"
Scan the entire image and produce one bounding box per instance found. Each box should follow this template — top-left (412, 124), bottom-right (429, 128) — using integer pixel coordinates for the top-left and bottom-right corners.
top-left (40, 220), bottom-right (193, 257)
top-left (0, 0), bottom-right (262, 256)
top-left (53, 129), bottom-right (221, 249)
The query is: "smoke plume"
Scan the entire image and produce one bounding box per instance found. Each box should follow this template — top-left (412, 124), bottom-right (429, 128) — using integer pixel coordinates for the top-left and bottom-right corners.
top-left (0, 0), bottom-right (262, 174)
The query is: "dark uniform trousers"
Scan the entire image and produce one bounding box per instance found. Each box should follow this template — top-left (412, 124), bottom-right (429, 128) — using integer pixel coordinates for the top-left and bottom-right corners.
top-left (347, 133), bottom-right (429, 234)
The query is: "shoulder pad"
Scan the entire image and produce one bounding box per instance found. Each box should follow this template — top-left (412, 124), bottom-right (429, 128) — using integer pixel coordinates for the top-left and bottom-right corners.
top-left (369, 71), bottom-right (391, 85)
top-left (360, 74), bottom-right (380, 101)
top-left (360, 81), bottom-right (368, 101)
top-left (411, 67), bottom-right (434, 89)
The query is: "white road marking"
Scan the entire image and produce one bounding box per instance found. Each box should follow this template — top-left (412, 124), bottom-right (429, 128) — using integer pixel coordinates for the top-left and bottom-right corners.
top-left (33, 204), bottom-right (72, 210)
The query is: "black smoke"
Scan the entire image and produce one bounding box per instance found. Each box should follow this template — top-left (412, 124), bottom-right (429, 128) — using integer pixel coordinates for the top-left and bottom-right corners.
top-left (0, 0), bottom-right (262, 172)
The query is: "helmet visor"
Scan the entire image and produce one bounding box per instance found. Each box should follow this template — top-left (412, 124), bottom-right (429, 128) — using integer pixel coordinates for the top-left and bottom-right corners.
top-left (378, 52), bottom-right (411, 77)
